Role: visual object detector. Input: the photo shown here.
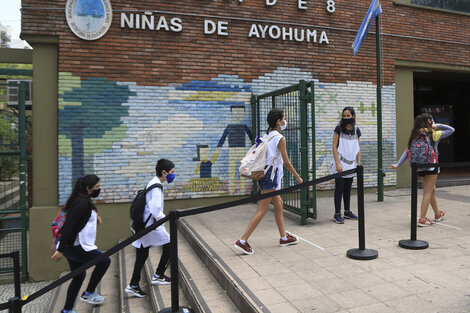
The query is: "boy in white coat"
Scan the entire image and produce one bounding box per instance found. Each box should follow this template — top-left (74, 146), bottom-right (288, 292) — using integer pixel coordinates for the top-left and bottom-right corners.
top-left (125, 159), bottom-right (175, 297)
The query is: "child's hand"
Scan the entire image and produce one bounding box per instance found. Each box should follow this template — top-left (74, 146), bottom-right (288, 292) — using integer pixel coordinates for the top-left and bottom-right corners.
top-left (296, 177), bottom-right (303, 184)
top-left (51, 251), bottom-right (63, 262)
top-left (391, 164), bottom-right (398, 170)
top-left (336, 164), bottom-right (343, 172)
top-left (97, 215), bottom-right (102, 225)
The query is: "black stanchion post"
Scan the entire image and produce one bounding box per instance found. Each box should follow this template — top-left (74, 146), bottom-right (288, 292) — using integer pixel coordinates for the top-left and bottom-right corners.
top-left (8, 297), bottom-right (21, 313)
top-left (159, 211), bottom-right (194, 313)
top-left (347, 166), bottom-right (378, 260)
top-left (12, 251), bottom-right (21, 299)
top-left (399, 163), bottom-right (429, 249)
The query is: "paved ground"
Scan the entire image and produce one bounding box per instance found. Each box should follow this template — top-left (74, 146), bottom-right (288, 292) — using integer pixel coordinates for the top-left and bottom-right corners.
top-left (1, 185), bottom-right (469, 312)
top-left (184, 185), bottom-right (470, 313)
top-left (0, 280), bottom-right (54, 313)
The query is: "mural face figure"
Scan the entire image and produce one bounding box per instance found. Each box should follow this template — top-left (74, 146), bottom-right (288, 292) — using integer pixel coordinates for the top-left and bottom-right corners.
top-left (230, 106), bottom-right (246, 124)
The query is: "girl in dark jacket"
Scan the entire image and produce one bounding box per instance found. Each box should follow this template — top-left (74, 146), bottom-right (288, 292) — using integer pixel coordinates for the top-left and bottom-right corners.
top-left (51, 175), bottom-right (110, 313)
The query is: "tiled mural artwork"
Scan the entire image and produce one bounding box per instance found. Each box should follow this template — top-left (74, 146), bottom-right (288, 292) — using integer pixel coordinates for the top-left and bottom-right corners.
top-left (58, 67), bottom-right (396, 204)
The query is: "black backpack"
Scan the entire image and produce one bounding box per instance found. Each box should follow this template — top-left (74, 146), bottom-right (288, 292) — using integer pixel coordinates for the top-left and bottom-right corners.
top-left (130, 183), bottom-right (163, 234)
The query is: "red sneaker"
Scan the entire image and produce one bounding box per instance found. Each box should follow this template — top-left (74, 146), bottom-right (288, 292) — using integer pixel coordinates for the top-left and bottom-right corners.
top-left (280, 233), bottom-right (299, 247)
top-left (434, 210), bottom-right (446, 222)
top-left (234, 240), bottom-right (254, 255)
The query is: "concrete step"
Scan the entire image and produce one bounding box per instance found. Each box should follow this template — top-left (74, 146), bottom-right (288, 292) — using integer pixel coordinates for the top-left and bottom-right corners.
top-left (178, 218), bottom-right (265, 313)
top-left (47, 253), bottom-right (120, 313)
top-left (118, 245), bottom-right (153, 313)
top-left (145, 227), bottom-right (240, 313)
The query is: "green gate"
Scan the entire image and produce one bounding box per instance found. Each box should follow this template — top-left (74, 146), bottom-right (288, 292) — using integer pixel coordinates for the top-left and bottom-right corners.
top-left (252, 80), bottom-right (316, 225)
top-left (0, 77), bottom-right (29, 281)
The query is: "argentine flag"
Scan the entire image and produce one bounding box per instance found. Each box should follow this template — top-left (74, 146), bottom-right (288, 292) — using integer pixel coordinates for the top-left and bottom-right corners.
top-left (352, 0), bottom-right (382, 56)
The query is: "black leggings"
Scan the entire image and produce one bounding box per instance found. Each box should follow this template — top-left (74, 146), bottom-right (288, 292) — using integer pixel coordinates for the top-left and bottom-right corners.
top-left (334, 177), bottom-right (354, 215)
top-left (63, 246), bottom-right (111, 311)
top-left (130, 243), bottom-right (170, 286)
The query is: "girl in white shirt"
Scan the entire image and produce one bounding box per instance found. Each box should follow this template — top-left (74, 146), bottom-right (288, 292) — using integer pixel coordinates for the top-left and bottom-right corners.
top-left (235, 108), bottom-right (303, 255)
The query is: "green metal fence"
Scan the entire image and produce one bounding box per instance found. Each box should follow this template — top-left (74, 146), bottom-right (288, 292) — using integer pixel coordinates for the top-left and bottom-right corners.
top-left (0, 81), bottom-right (28, 281)
top-left (253, 80), bottom-right (316, 224)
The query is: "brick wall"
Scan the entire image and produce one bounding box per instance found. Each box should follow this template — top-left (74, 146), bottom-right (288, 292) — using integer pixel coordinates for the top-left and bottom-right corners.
top-left (21, 0), bottom-right (469, 203)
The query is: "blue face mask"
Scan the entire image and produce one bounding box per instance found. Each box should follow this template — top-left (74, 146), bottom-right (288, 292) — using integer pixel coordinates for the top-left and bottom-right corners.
top-left (166, 173), bottom-right (175, 183)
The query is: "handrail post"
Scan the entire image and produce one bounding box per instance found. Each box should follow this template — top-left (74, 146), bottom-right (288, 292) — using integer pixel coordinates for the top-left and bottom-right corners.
top-left (8, 297), bottom-right (21, 313)
top-left (12, 251), bottom-right (21, 299)
top-left (347, 166), bottom-right (378, 260)
top-left (399, 163), bottom-right (429, 249)
top-left (159, 211), bottom-right (194, 313)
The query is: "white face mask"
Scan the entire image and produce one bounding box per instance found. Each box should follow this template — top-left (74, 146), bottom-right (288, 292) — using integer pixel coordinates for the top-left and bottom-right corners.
top-left (280, 120), bottom-right (287, 131)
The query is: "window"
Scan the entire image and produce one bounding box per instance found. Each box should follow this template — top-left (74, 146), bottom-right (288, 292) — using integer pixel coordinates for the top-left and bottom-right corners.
top-left (411, 0), bottom-right (470, 13)
top-left (7, 80), bottom-right (32, 108)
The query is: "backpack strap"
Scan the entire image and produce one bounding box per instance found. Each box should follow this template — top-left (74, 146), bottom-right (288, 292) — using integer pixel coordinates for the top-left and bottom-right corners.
top-left (142, 183), bottom-right (163, 227)
top-left (264, 131), bottom-right (284, 180)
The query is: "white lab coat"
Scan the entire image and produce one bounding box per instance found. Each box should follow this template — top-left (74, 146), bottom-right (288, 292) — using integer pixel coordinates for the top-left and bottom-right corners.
top-left (132, 176), bottom-right (170, 248)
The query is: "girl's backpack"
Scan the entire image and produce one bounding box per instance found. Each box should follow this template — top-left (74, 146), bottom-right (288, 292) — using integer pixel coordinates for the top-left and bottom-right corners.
top-left (51, 208), bottom-right (67, 256)
top-left (239, 131), bottom-right (282, 180)
top-left (407, 133), bottom-right (438, 166)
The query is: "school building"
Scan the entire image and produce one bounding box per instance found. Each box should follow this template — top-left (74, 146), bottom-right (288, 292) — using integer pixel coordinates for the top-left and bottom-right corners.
top-left (20, 0), bottom-right (470, 280)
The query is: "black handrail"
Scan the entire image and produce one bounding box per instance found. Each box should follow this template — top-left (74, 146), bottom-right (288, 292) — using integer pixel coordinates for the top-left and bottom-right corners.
top-left (1, 166), bottom-right (375, 313)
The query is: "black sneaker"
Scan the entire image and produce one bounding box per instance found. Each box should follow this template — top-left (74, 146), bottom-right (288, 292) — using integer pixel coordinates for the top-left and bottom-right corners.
top-left (151, 274), bottom-right (171, 285)
top-left (125, 285), bottom-right (147, 297)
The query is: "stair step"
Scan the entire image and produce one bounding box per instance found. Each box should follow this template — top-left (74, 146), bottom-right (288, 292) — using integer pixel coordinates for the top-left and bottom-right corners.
top-left (118, 244), bottom-right (153, 313)
top-left (178, 218), bottom-right (268, 313)
top-left (47, 253), bottom-right (119, 313)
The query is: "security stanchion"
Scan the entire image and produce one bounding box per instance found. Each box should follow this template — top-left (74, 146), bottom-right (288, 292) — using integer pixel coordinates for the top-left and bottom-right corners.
top-left (399, 163), bottom-right (429, 249)
top-left (347, 165), bottom-right (378, 260)
top-left (8, 297), bottom-right (21, 313)
top-left (159, 211), bottom-right (195, 313)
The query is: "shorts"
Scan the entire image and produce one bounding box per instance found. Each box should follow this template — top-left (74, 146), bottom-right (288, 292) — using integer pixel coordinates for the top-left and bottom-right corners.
top-left (418, 167), bottom-right (439, 177)
top-left (258, 166), bottom-right (278, 190)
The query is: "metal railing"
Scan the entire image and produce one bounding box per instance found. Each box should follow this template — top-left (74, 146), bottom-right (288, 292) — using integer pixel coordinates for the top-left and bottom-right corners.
top-left (0, 166), bottom-right (375, 312)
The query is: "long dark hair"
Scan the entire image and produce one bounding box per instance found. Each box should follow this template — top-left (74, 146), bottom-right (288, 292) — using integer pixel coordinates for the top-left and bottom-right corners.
top-left (64, 174), bottom-right (100, 212)
top-left (408, 113), bottom-right (434, 148)
top-left (340, 106), bottom-right (356, 133)
top-left (266, 108), bottom-right (284, 134)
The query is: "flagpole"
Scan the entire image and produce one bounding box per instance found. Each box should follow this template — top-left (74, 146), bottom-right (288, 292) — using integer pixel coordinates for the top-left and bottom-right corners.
top-left (376, 14), bottom-right (384, 202)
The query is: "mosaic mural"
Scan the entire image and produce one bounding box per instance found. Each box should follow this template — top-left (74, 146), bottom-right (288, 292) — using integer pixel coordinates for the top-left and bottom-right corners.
top-left (58, 68), bottom-right (396, 204)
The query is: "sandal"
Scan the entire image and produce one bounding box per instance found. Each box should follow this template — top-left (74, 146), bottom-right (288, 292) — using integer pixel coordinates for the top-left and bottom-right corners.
top-left (418, 217), bottom-right (433, 227)
top-left (434, 210), bottom-right (446, 222)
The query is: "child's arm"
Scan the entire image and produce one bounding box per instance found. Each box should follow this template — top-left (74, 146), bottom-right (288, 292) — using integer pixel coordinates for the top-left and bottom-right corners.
top-left (356, 138), bottom-right (361, 165)
top-left (147, 188), bottom-right (165, 220)
top-left (435, 123), bottom-right (455, 141)
top-left (391, 148), bottom-right (408, 169)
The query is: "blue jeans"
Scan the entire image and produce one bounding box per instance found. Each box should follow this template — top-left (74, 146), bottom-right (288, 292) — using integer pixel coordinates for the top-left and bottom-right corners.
top-left (334, 177), bottom-right (353, 215)
top-left (62, 246), bottom-right (111, 310)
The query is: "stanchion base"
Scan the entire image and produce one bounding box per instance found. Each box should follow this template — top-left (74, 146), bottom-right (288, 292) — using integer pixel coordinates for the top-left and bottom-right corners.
top-left (159, 307), bottom-right (195, 313)
top-left (398, 239), bottom-right (429, 250)
top-left (346, 248), bottom-right (378, 260)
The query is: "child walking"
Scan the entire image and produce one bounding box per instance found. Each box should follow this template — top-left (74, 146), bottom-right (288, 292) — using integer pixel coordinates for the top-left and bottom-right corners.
top-left (51, 175), bottom-right (111, 313)
top-left (392, 113), bottom-right (454, 227)
top-left (234, 108), bottom-right (303, 255)
top-left (331, 107), bottom-right (361, 224)
top-left (125, 159), bottom-right (175, 297)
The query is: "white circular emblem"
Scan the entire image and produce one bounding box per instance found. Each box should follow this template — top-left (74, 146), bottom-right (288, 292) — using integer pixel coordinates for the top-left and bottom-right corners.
top-left (65, 0), bottom-right (112, 41)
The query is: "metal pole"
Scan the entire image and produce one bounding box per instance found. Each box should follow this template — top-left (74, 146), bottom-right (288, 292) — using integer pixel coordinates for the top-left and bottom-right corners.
top-left (310, 81), bottom-right (317, 219)
top-left (12, 251), bottom-right (21, 299)
top-left (376, 15), bottom-right (384, 202)
top-left (398, 163), bottom-right (429, 249)
top-left (18, 82), bottom-right (28, 281)
top-left (8, 297), bottom-right (21, 313)
top-left (170, 210), bottom-right (179, 312)
top-left (347, 166), bottom-right (378, 260)
top-left (299, 80), bottom-right (308, 225)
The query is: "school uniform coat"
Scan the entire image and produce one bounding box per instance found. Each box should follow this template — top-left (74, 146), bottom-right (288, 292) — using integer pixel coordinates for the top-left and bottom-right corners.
top-left (132, 176), bottom-right (170, 248)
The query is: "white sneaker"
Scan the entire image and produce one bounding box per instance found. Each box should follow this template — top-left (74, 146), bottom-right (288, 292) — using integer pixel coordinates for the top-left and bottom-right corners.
top-left (151, 274), bottom-right (171, 285)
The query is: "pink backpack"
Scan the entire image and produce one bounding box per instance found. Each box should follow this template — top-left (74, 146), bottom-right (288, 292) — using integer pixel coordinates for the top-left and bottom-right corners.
top-left (51, 208), bottom-right (67, 256)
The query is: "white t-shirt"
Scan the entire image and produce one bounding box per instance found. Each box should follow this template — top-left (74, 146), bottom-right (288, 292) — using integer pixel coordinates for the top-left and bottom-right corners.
top-left (74, 210), bottom-right (98, 252)
top-left (263, 131), bottom-right (284, 190)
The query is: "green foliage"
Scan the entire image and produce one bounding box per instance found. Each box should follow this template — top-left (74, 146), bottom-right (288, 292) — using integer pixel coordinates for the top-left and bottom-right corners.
top-left (0, 109), bottom-right (19, 180)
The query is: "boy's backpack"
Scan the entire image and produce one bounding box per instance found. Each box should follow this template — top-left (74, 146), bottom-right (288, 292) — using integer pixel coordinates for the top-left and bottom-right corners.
top-left (130, 183), bottom-right (163, 234)
top-left (408, 133), bottom-right (438, 167)
top-left (51, 207), bottom-right (67, 256)
top-left (239, 131), bottom-right (283, 181)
